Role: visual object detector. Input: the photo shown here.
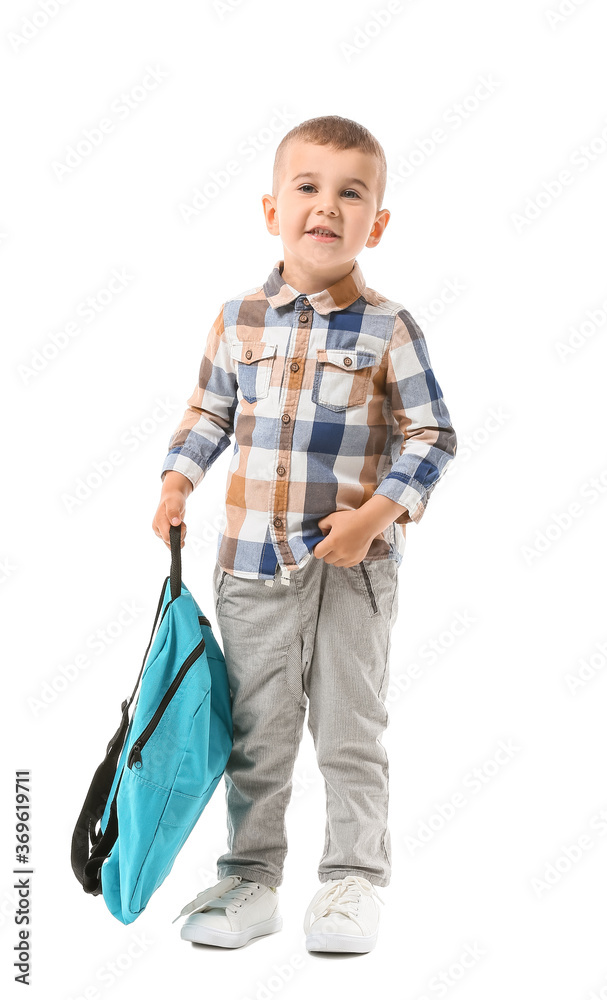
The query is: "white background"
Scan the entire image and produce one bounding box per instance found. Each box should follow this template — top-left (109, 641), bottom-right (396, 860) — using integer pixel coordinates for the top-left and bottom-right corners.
top-left (2, 0), bottom-right (607, 997)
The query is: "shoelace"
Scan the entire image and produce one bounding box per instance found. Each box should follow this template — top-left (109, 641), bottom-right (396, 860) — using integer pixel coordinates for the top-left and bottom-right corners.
top-left (172, 875), bottom-right (261, 924)
top-left (303, 875), bottom-right (384, 935)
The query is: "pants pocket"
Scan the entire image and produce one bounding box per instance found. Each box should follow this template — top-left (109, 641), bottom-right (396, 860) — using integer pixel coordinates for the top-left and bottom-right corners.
top-left (357, 560), bottom-right (379, 616)
top-left (214, 566), bottom-right (228, 617)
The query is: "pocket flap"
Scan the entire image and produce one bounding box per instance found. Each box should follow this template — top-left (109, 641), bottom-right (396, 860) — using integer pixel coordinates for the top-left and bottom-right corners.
top-left (230, 341), bottom-right (277, 365)
top-left (316, 347), bottom-right (377, 371)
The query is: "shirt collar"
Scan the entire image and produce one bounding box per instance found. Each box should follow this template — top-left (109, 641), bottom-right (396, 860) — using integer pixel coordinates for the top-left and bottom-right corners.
top-left (263, 259), bottom-right (369, 315)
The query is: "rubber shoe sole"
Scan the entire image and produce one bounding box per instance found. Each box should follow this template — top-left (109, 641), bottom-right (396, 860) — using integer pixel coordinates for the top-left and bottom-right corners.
top-left (181, 913), bottom-right (283, 948)
top-left (305, 928), bottom-right (377, 953)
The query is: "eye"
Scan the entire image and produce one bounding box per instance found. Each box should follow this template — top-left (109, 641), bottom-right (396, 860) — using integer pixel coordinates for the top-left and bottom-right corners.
top-left (297, 185), bottom-right (361, 198)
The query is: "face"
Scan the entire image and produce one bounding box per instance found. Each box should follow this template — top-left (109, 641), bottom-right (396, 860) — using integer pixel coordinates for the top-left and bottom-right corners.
top-left (262, 140), bottom-right (390, 292)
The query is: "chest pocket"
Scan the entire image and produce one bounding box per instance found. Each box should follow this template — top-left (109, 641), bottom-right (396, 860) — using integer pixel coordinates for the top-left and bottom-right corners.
top-left (230, 341), bottom-right (277, 403)
top-left (312, 348), bottom-right (377, 411)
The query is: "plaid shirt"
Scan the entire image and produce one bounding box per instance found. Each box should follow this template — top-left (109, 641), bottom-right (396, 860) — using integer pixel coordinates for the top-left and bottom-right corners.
top-left (161, 259), bottom-right (457, 581)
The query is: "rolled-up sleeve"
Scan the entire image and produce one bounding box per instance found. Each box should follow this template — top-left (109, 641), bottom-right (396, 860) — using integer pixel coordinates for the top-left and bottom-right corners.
top-left (372, 308), bottom-right (457, 524)
top-left (160, 305), bottom-right (237, 490)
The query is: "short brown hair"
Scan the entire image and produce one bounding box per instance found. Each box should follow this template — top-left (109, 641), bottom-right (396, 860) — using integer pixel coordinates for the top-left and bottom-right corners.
top-left (272, 115), bottom-right (387, 212)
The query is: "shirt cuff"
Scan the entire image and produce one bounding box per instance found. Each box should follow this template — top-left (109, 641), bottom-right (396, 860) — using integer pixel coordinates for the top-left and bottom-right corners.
top-left (372, 477), bottom-right (427, 525)
top-left (160, 453), bottom-right (206, 491)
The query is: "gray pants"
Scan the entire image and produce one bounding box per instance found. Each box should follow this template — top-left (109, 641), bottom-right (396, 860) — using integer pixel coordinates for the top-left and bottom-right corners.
top-left (211, 552), bottom-right (399, 888)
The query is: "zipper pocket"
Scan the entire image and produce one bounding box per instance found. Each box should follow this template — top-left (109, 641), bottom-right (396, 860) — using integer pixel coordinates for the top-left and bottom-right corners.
top-left (127, 624), bottom-right (207, 771)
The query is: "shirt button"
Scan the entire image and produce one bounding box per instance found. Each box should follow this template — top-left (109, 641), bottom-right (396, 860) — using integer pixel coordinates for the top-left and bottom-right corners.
top-left (281, 413), bottom-right (290, 423)
top-left (277, 466), bottom-right (285, 475)
top-left (300, 313), bottom-right (309, 323)
top-left (302, 298), bottom-right (310, 307)
top-left (245, 349), bottom-right (252, 360)
top-left (343, 356), bottom-right (352, 366)
top-left (290, 362), bottom-right (299, 372)
top-left (273, 517), bottom-right (283, 528)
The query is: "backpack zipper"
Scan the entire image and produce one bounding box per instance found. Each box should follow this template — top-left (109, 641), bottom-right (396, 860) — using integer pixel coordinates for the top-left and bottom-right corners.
top-left (127, 616), bottom-right (210, 770)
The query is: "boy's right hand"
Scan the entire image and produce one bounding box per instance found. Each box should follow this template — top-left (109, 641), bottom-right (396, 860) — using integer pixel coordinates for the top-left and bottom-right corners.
top-left (152, 492), bottom-right (187, 549)
top-left (152, 472), bottom-right (193, 549)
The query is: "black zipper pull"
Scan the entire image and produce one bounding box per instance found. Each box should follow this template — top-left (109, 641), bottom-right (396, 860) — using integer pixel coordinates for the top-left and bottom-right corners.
top-left (128, 743), bottom-right (143, 769)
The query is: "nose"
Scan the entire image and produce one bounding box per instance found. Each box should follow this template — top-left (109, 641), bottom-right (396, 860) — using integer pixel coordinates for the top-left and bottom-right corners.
top-left (314, 191), bottom-right (339, 216)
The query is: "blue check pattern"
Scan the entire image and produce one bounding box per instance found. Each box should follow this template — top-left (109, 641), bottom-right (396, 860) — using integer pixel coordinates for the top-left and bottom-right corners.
top-left (161, 259), bottom-right (457, 579)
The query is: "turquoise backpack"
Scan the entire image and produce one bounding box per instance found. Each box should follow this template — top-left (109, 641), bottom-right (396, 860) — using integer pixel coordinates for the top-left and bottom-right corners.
top-left (71, 525), bottom-right (233, 924)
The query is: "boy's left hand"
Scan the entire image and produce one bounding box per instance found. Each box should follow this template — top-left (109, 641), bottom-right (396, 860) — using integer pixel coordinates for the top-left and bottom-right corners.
top-left (313, 510), bottom-right (375, 567)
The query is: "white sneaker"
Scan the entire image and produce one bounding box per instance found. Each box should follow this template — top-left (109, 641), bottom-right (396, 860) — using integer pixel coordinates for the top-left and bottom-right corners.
top-left (303, 876), bottom-right (384, 953)
top-left (173, 875), bottom-right (282, 948)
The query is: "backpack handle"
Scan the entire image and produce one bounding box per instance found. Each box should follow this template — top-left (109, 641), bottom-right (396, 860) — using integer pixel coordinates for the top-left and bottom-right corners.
top-left (169, 524), bottom-right (182, 601)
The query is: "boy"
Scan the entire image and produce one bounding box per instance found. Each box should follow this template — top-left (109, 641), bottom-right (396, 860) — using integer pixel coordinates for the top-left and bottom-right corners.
top-left (152, 115), bottom-right (457, 954)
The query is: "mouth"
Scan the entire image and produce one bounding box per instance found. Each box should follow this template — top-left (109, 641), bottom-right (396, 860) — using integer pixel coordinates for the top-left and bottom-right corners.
top-left (306, 227), bottom-right (340, 243)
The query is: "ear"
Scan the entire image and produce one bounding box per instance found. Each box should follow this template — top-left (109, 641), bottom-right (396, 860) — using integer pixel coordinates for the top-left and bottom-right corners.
top-left (261, 194), bottom-right (280, 235)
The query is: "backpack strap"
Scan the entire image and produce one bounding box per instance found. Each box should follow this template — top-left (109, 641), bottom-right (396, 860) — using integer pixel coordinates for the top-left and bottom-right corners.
top-left (70, 700), bottom-right (130, 893)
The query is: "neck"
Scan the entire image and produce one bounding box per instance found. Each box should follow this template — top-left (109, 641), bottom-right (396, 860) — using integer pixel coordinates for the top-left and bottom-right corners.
top-left (279, 256), bottom-right (355, 294)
